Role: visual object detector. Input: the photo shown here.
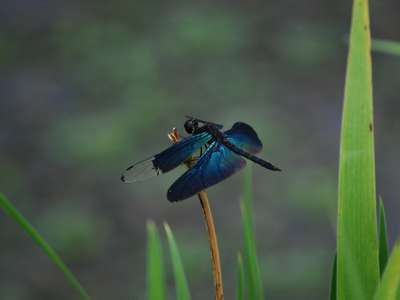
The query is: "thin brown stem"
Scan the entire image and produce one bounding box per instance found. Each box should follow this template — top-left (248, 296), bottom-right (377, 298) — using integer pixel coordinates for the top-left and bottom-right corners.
top-left (197, 191), bottom-right (224, 300)
top-left (168, 128), bottom-right (224, 300)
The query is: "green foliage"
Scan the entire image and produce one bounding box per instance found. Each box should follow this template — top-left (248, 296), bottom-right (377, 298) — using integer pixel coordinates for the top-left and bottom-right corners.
top-left (240, 166), bottom-right (264, 300)
top-left (0, 193), bottom-right (90, 300)
top-left (337, 0), bottom-right (380, 299)
top-left (236, 253), bottom-right (245, 300)
top-left (372, 39), bottom-right (400, 56)
top-left (330, 254), bottom-right (337, 300)
top-left (147, 221), bottom-right (166, 300)
top-left (378, 198), bottom-right (389, 276)
top-left (164, 223), bottom-right (191, 300)
top-left (373, 242), bottom-right (400, 300)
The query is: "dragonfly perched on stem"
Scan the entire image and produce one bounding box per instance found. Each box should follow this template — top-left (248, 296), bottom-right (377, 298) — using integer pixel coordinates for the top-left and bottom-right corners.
top-left (121, 116), bottom-right (281, 202)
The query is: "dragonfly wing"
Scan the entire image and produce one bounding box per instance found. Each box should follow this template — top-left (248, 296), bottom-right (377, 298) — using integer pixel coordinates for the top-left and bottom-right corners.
top-left (224, 122), bottom-right (281, 171)
top-left (153, 131), bottom-right (212, 172)
top-left (167, 141), bottom-right (246, 202)
top-left (224, 122), bottom-right (262, 154)
top-left (121, 157), bottom-right (159, 182)
top-left (121, 131), bottom-right (212, 183)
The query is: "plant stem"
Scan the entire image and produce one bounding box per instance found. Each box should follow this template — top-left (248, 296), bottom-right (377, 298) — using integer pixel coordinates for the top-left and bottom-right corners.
top-left (168, 128), bottom-right (224, 300)
top-left (197, 191), bottom-right (224, 300)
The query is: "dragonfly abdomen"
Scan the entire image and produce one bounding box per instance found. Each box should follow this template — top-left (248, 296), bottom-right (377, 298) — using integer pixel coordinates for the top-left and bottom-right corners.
top-left (221, 139), bottom-right (281, 172)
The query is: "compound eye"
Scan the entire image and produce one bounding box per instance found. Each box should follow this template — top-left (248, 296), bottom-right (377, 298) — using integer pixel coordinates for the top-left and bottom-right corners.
top-left (184, 120), bottom-right (194, 133)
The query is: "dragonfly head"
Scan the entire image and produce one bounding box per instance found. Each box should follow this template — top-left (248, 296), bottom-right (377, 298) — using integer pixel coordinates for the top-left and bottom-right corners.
top-left (184, 118), bottom-right (199, 134)
top-left (185, 115), bottom-right (223, 131)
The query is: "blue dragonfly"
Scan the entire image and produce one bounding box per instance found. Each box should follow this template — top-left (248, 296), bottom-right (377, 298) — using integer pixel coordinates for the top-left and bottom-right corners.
top-left (121, 117), bottom-right (281, 202)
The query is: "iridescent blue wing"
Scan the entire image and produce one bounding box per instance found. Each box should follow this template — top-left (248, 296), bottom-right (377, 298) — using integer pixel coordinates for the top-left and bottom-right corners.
top-left (153, 132), bottom-right (213, 172)
top-left (167, 141), bottom-right (246, 202)
top-left (224, 122), bottom-right (280, 171)
top-left (224, 122), bottom-right (263, 154)
top-left (121, 132), bottom-right (212, 183)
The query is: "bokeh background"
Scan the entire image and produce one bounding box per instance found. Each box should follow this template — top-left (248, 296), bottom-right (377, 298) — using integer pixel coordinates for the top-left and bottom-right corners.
top-left (1, 0), bottom-right (399, 299)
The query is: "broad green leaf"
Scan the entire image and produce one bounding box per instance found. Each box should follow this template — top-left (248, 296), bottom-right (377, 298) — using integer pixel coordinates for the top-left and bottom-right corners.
top-left (372, 39), bottom-right (400, 56)
top-left (240, 166), bottom-right (264, 300)
top-left (0, 193), bottom-right (90, 300)
top-left (331, 253), bottom-right (337, 300)
top-left (378, 198), bottom-right (389, 276)
top-left (337, 0), bottom-right (380, 299)
top-left (236, 252), bottom-right (245, 300)
top-left (147, 221), bottom-right (165, 300)
top-left (164, 223), bottom-right (191, 300)
top-left (374, 242), bottom-right (400, 300)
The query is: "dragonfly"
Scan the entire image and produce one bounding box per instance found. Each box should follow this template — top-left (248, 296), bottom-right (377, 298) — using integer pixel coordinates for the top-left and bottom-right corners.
top-left (121, 116), bottom-right (281, 202)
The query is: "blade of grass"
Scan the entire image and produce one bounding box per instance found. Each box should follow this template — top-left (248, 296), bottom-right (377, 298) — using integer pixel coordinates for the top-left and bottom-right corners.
top-left (164, 223), bottom-right (191, 300)
top-left (240, 166), bottom-right (264, 300)
top-left (330, 253), bottom-right (337, 300)
top-left (337, 0), bottom-right (380, 298)
top-left (372, 39), bottom-right (400, 56)
top-left (147, 221), bottom-right (165, 300)
top-left (378, 197), bottom-right (389, 276)
top-left (236, 253), bottom-right (245, 300)
top-left (373, 241), bottom-right (400, 300)
top-left (0, 193), bottom-right (90, 300)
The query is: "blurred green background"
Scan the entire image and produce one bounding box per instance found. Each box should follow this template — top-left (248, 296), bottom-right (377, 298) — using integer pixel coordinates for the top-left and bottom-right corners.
top-left (0, 0), bottom-right (399, 299)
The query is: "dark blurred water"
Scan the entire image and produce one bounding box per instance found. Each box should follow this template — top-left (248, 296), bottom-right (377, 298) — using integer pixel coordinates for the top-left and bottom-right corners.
top-left (1, 0), bottom-right (399, 299)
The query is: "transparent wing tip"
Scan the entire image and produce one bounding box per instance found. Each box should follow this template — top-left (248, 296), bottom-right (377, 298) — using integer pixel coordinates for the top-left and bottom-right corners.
top-left (121, 157), bottom-right (159, 183)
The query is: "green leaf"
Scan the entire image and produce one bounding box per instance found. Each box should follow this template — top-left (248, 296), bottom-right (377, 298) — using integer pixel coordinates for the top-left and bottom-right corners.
top-left (372, 39), bottom-right (400, 56)
top-left (164, 223), bottom-right (191, 300)
top-left (330, 253), bottom-right (337, 300)
top-left (240, 166), bottom-right (264, 300)
top-left (337, 0), bottom-right (380, 299)
top-left (147, 221), bottom-right (165, 300)
top-left (374, 242), bottom-right (400, 300)
top-left (0, 193), bottom-right (90, 300)
top-left (236, 252), bottom-right (245, 300)
top-left (378, 198), bottom-right (389, 276)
